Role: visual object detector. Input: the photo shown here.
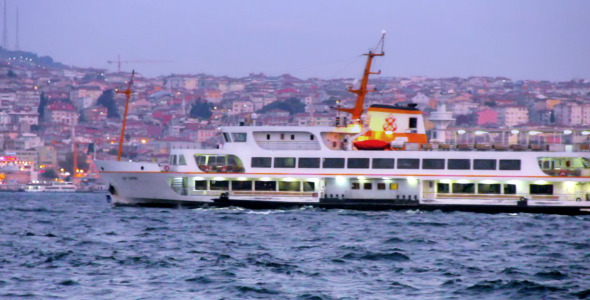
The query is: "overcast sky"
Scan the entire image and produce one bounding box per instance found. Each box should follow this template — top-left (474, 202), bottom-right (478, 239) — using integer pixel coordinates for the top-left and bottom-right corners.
top-left (8, 0), bottom-right (590, 81)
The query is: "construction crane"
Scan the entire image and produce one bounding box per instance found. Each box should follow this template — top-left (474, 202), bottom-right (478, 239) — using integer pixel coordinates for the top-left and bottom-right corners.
top-left (107, 55), bottom-right (172, 73)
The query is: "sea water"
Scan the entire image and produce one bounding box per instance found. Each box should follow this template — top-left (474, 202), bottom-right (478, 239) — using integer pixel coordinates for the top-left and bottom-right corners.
top-left (0, 192), bottom-right (589, 299)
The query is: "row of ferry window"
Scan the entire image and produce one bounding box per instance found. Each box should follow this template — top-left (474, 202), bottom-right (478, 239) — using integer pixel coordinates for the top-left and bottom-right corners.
top-left (438, 183), bottom-right (553, 195)
top-left (194, 180), bottom-right (316, 192)
top-left (223, 132), bottom-right (316, 143)
top-left (251, 157), bottom-right (521, 170)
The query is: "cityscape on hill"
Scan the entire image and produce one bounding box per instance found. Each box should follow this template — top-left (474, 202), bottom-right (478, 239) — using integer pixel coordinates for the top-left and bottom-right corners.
top-left (0, 47), bottom-right (589, 188)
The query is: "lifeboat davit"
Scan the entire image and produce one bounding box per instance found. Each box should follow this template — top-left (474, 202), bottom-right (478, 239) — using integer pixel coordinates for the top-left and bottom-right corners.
top-left (353, 139), bottom-right (389, 150)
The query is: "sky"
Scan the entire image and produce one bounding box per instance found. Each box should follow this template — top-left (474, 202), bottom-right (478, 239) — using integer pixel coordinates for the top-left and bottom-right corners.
top-left (7, 0), bottom-right (590, 81)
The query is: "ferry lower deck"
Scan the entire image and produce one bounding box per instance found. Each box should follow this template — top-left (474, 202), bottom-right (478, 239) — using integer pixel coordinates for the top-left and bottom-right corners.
top-left (105, 172), bottom-right (590, 215)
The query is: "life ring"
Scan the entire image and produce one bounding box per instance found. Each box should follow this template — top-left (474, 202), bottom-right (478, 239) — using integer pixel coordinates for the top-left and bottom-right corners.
top-left (163, 165), bottom-right (170, 172)
top-left (576, 197), bottom-right (582, 202)
top-left (221, 166), bottom-right (228, 172)
top-left (559, 169), bottom-right (567, 176)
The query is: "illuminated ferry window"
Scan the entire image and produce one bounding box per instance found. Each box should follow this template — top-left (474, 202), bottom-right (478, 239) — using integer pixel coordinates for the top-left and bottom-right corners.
top-left (474, 159), bottom-right (496, 170)
top-left (437, 183), bottom-right (449, 193)
top-left (348, 158), bottom-right (369, 169)
top-left (530, 184), bottom-right (553, 195)
top-left (255, 181), bottom-right (276, 191)
top-left (351, 182), bottom-right (360, 190)
top-left (232, 133), bottom-right (247, 142)
top-left (377, 183), bottom-right (386, 190)
top-left (398, 159), bottom-right (420, 169)
top-left (196, 155), bottom-right (245, 173)
top-left (274, 157), bottom-right (296, 168)
top-left (194, 180), bottom-right (207, 190)
top-left (422, 159), bottom-right (445, 169)
top-left (303, 181), bottom-right (315, 192)
top-left (452, 183), bottom-right (475, 193)
top-left (323, 158), bottom-right (345, 168)
top-left (499, 159), bottom-right (521, 170)
top-left (178, 155), bottom-right (187, 166)
top-left (299, 158), bottom-right (320, 168)
top-left (390, 183), bottom-right (399, 190)
top-left (372, 158), bottom-right (394, 169)
top-left (448, 159), bottom-right (470, 170)
top-left (504, 184), bottom-right (517, 194)
top-left (252, 157), bottom-right (272, 168)
top-left (478, 183), bottom-right (501, 194)
top-left (210, 180), bottom-right (229, 191)
top-left (231, 181), bottom-right (252, 191)
top-left (223, 132), bottom-right (232, 143)
top-left (279, 181), bottom-right (300, 191)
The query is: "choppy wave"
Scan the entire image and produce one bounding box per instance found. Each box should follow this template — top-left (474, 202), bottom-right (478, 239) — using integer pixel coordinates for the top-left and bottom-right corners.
top-left (0, 192), bottom-right (589, 299)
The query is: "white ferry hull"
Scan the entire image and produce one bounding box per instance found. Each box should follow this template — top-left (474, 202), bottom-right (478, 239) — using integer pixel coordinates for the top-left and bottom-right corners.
top-left (96, 159), bottom-right (590, 215)
top-left (97, 160), bottom-right (216, 206)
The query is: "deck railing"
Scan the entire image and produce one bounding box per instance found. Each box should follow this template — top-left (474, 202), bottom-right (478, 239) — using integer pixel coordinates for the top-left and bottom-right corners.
top-left (416, 143), bottom-right (590, 152)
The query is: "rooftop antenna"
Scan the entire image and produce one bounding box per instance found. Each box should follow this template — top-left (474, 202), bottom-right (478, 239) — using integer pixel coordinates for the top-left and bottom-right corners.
top-left (116, 70), bottom-right (135, 161)
top-left (336, 30), bottom-right (386, 122)
top-left (3, 0), bottom-right (7, 49)
top-left (14, 7), bottom-right (18, 50)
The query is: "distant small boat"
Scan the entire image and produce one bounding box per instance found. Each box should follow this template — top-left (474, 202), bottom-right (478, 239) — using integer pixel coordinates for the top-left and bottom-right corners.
top-left (24, 181), bottom-right (77, 193)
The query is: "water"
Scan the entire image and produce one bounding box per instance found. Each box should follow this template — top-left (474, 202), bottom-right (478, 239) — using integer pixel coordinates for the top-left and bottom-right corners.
top-left (1, 192), bottom-right (589, 299)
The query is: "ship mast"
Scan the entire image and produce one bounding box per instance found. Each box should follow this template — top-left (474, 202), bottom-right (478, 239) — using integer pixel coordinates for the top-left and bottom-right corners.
top-left (337, 31), bottom-right (385, 122)
top-left (117, 70), bottom-right (135, 161)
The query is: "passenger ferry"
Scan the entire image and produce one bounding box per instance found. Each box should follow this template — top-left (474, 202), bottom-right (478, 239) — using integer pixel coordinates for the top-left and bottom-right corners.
top-left (96, 34), bottom-right (590, 215)
top-left (24, 181), bottom-right (78, 193)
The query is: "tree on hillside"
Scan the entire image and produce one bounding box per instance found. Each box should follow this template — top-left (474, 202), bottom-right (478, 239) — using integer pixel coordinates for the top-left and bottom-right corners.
top-left (189, 98), bottom-right (213, 120)
top-left (96, 89), bottom-right (120, 119)
top-left (455, 114), bottom-right (477, 126)
top-left (59, 151), bottom-right (90, 175)
top-left (321, 97), bottom-right (338, 107)
top-left (257, 97), bottom-right (305, 115)
top-left (40, 168), bottom-right (59, 180)
top-left (38, 92), bottom-right (48, 119)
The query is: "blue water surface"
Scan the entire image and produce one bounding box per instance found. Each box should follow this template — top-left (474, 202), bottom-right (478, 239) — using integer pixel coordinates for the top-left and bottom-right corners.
top-left (0, 192), bottom-right (589, 299)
